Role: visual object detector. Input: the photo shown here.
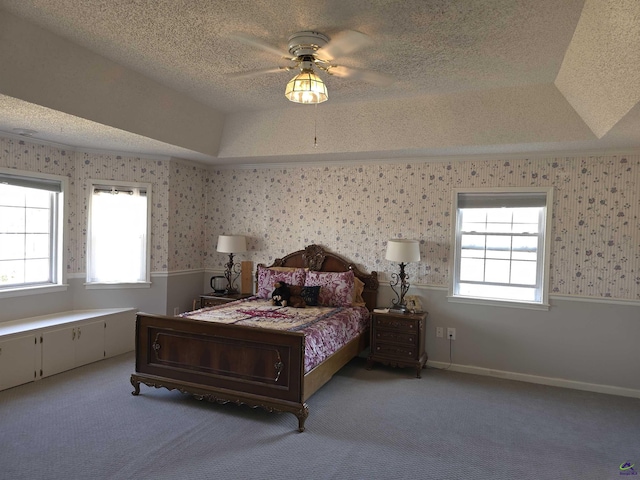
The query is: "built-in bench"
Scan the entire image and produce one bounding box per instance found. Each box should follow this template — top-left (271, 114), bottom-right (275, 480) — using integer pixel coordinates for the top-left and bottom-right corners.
top-left (0, 308), bottom-right (136, 391)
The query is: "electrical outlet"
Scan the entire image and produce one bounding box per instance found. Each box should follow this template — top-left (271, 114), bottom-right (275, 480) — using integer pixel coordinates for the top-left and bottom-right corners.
top-left (173, 307), bottom-right (180, 316)
top-left (447, 327), bottom-right (456, 340)
top-left (436, 327), bottom-right (443, 338)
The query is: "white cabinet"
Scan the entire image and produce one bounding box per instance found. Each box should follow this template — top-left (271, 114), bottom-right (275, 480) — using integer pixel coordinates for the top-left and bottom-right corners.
top-left (104, 310), bottom-right (135, 357)
top-left (0, 333), bottom-right (38, 390)
top-left (41, 320), bottom-right (105, 378)
top-left (0, 308), bottom-right (136, 391)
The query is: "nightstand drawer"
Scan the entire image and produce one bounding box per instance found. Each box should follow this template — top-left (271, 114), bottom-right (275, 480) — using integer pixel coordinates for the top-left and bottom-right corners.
top-left (374, 329), bottom-right (417, 346)
top-left (373, 316), bottom-right (417, 332)
top-left (373, 343), bottom-right (416, 359)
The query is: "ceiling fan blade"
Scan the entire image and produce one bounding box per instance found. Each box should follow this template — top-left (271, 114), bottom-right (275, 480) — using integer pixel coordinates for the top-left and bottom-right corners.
top-left (230, 33), bottom-right (293, 60)
top-left (316, 30), bottom-right (373, 61)
top-left (227, 67), bottom-right (292, 79)
top-left (326, 65), bottom-right (394, 87)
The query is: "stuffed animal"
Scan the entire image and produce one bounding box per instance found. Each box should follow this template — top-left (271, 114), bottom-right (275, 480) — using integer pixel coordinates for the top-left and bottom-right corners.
top-left (271, 281), bottom-right (291, 306)
top-left (287, 285), bottom-right (307, 308)
top-left (271, 281), bottom-right (306, 308)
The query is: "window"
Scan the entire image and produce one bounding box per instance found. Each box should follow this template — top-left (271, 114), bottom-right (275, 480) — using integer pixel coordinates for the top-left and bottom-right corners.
top-left (450, 188), bottom-right (552, 307)
top-left (0, 170), bottom-right (65, 292)
top-left (87, 182), bottom-right (151, 285)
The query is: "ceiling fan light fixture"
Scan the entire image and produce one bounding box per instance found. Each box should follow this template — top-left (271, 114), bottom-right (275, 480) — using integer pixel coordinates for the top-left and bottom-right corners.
top-left (285, 68), bottom-right (328, 104)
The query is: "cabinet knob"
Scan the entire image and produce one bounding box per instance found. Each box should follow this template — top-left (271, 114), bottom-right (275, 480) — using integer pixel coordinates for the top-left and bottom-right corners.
top-left (78, 327), bottom-right (82, 339)
top-left (72, 329), bottom-right (76, 340)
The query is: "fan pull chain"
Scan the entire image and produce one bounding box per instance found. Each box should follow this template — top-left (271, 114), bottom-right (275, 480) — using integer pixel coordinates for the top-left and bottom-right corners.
top-left (314, 103), bottom-right (318, 148)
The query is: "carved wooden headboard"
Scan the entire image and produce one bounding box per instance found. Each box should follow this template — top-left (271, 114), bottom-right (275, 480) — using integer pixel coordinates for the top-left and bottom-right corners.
top-left (257, 244), bottom-right (379, 311)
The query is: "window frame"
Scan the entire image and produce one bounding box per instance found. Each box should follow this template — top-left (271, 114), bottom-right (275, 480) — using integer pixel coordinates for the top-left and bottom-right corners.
top-left (448, 187), bottom-right (553, 310)
top-left (86, 179), bottom-right (152, 288)
top-left (0, 168), bottom-right (67, 298)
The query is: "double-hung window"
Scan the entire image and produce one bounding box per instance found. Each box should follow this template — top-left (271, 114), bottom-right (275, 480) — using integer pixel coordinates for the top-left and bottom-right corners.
top-left (450, 188), bottom-right (553, 308)
top-left (0, 169), bottom-right (65, 293)
top-left (87, 181), bottom-right (151, 286)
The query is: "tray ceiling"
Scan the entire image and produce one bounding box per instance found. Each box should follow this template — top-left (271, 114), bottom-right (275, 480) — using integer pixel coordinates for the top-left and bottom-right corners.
top-left (0, 0), bottom-right (638, 165)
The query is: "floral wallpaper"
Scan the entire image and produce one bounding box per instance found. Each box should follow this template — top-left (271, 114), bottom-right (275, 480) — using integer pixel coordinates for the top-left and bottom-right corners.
top-left (2, 135), bottom-right (638, 300)
top-left (206, 154), bottom-right (640, 301)
top-left (74, 151), bottom-right (171, 272)
top-left (167, 159), bottom-right (207, 271)
top-left (0, 136), bottom-right (174, 273)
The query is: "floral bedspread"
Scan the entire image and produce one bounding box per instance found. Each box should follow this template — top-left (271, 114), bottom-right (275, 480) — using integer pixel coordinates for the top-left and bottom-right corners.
top-left (180, 297), bottom-right (370, 373)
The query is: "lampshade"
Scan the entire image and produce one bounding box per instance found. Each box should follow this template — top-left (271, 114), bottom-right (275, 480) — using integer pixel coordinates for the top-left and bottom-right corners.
top-left (285, 68), bottom-right (328, 104)
top-left (386, 239), bottom-right (420, 263)
top-left (216, 235), bottom-right (247, 254)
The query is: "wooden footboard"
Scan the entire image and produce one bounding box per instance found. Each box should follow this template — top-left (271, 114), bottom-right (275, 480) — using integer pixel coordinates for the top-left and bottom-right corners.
top-left (131, 313), bottom-right (309, 431)
top-left (132, 244), bottom-right (378, 431)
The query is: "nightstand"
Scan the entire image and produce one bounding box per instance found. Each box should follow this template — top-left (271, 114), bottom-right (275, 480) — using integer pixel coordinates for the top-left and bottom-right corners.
top-left (200, 292), bottom-right (252, 308)
top-left (366, 310), bottom-right (428, 378)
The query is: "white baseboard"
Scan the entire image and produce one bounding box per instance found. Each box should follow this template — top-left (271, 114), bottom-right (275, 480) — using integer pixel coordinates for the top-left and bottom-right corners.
top-left (427, 361), bottom-right (640, 399)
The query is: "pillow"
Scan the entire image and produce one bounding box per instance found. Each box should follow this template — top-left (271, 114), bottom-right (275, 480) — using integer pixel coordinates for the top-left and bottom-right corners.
top-left (305, 270), bottom-right (355, 307)
top-left (256, 265), bottom-right (306, 299)
top-left (300, 286), bottom-right (321, 306)
top-left (352, 277), bottom-right (366, 307)
top-left (267, 266), bottom-right (308, 272)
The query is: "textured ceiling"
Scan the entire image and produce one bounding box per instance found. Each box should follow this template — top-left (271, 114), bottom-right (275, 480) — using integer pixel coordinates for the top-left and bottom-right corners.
top-left (0, 0), bottom-right (638, 165)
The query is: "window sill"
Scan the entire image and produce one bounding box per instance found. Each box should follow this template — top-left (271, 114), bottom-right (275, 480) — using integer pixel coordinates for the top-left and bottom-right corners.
top-left (0, 284), bottom-right (69, 299)
top-left (447, 295), bottom-right (550, 311)
top-left (85, 282), bottom-right (151, 290)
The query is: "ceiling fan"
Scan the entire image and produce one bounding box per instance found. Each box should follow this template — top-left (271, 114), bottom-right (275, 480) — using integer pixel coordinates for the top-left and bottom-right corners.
top-left (230, 30), bottom-right (394, 104)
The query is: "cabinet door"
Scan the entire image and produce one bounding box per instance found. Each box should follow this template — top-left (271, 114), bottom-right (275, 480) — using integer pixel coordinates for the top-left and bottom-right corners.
top-left (75, 321), bottom-right (105, 366)
top-left (104, 311), bottom-right (135, 357)
top-left (42, 326), bottom-right (76, 377)
top-left (0, 334), bottom-right (38, 390)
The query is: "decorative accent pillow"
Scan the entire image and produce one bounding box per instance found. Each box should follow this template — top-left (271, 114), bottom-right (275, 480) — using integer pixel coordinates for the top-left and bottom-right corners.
top-left (352, 277), bottom-right (366, 307)
top-left (256, 266), bottom-right (306, 299)
top-left (305, 270), bottom-right (355, 307)
top-left (300, 286), bottom-right (321, 306)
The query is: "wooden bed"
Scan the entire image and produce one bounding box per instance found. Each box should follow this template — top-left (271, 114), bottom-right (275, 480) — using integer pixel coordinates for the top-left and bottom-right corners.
top-left (130, 244), bottom-right (379, 432)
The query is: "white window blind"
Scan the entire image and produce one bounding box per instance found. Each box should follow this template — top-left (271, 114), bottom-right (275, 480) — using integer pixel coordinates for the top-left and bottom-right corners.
top-left (87, 184), bottom-right (149, 283)
top-left (451, 189), bottom-right (552, 305)
top-left (0, 171), bottom-right (62, 289)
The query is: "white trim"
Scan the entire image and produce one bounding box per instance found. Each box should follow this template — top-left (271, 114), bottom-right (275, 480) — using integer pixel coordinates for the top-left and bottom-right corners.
top-left (446, 295), bottom-right (550, 311)
top-left (550, 294), bottom-right (640, 307)
top-left (71, 270), bottom-right (206, 279)
top-left (211, 148), bottom-right (640, 170)
top-left (0, 284), bottom-right (69, 298)
top-left (150, 269), bottom-right (205, 278)
top-left (427, 361), bottom-right (640, 399)
top-left (86, 179), bottom-right (152, 284)
top-left (448, 186), bottom-right (553, 306)
top-left (84, 282), bottom-right (151, 290)
top-left (0, 167), bottom-right (68, 291)
top-left (3, 129), bottom-right (639, 169)
top-left (397, 283), bottom-right (640, 307)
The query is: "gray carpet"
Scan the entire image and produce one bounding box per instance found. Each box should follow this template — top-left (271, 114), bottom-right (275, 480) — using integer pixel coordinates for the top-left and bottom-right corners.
top-left (1, 352), bottom-right (638, 480)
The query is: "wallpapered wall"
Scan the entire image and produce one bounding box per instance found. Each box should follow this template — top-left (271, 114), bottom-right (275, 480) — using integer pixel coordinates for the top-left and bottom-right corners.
top-left (206, 154), bottom-right (640, 301)
top-left (2, 136), bottom-right (638, 300)
top-left (167, 161), bottom-right (206, 271)
top-left (0, 136), bottom-right (207, 274)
